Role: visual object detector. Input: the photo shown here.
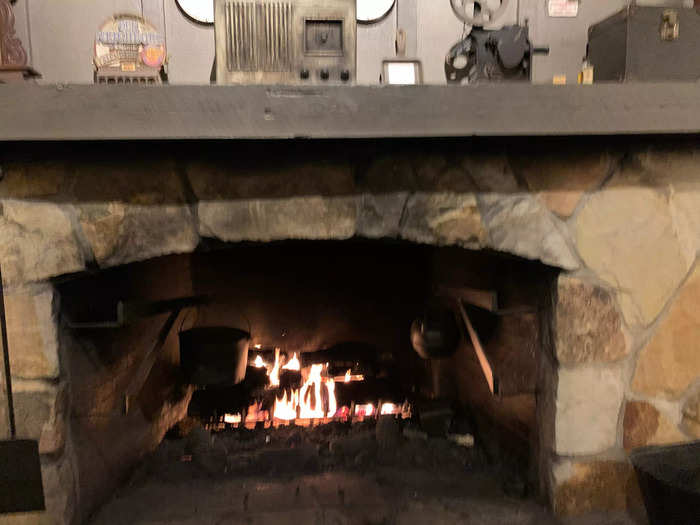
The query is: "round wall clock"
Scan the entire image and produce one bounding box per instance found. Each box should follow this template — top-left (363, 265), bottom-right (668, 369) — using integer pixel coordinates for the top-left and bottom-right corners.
top-left (357, 0), bottom-right (395, 23)
top-left (176, 0), bottom-right (214, 24)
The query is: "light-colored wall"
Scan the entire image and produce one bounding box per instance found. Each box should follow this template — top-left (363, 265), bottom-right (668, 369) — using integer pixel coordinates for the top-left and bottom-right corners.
top-left (8, 0), bottom-right (696, 84)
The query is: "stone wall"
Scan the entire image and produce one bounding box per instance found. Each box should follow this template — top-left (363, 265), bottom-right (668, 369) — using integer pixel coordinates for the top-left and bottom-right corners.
top-left (0, 140), bottom-right (699, 522)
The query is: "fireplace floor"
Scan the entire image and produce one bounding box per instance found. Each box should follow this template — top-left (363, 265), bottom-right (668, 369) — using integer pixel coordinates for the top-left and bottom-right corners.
top-left (88, 423), bottom-right (637, 525)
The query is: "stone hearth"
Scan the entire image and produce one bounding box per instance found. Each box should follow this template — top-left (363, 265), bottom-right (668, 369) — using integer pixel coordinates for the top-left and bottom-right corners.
top-left (1, 139), bottom-right (699, 524)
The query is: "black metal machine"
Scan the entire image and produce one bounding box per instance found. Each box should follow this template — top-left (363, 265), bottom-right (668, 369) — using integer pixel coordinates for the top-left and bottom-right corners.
top-left (587, 6), bottom-right (700, 82)
top-left (445, 25), bottom-right (547, 84)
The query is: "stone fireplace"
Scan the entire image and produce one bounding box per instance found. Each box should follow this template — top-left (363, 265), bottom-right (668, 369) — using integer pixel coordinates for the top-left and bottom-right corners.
top-left (1, 138), bottom-right (699, 524)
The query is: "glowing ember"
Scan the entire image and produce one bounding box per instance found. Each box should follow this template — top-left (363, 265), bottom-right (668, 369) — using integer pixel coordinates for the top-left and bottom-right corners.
top-left (380, 403), bottom-right (398, 415)
top-left (253, 355), bottom-right (265, 368)
top-left (344, 369), bottom-right (351, 383)
top-left (355, 403), bottom-right (375, 417)
top-left (335, 369), bottom-right (365, 383)
top-left (254, 343), bottom-right (262, 349)
top-left (282, 352), bottom-right (300, 371)
top-left (269, 348), bottom-right (281, 386)
top-left (224, 413), bottom-right (242, 424)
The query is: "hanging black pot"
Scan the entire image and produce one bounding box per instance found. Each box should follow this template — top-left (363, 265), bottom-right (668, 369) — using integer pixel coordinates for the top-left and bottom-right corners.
top-left (410, 304), bottom-right (460, 359)
top-left (179, 327), bottom-right (250, 386)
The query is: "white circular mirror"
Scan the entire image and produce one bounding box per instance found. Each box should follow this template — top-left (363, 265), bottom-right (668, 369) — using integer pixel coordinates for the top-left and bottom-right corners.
top-left (176, 0), bottom-right (215, 24)
top-left (357, 0), bottom-right (395, 23)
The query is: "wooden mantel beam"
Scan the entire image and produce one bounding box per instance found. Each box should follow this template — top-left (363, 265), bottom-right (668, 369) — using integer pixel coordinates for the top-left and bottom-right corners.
top-left (2, 83), bottom-right (700, 141)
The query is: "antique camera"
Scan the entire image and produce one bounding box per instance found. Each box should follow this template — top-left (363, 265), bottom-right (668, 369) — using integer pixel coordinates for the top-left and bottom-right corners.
top-left (214, 0), bottom-right (356, 85)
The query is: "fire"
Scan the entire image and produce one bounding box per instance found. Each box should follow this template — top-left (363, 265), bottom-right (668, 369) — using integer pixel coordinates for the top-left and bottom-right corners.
top-left (355, 403), bottom-right (375, 417)
top-left (224, 413), bottom-right (241, 424)
top-left (326, 379), bottom-right (337, 418)
top-left (253, 355), bottom-right (265, 368)
top-left (269, 348), bottom-right (281, 386)
top-left (299, 364), bottom-right (326, 419)
top-left (380, 403), bottom-right (398, 415)
top-left (344, 369), bottom-right (351, 383)
top-left (282, 352), bottom-right (300, 371)
top-left (273, 390), bottom-right (299, 421)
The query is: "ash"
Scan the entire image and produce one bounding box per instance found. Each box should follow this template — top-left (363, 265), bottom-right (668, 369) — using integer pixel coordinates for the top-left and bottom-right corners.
top-left (90, 419), bottom-right (635, 525)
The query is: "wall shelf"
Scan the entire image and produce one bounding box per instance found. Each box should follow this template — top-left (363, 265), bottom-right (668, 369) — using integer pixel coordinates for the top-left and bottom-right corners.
top-left (1, 83), bottom-right (700, 141)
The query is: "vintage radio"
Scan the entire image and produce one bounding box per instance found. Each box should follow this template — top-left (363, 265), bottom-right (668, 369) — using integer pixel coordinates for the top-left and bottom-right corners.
top-left (214, 0), bottom-right (356, 85)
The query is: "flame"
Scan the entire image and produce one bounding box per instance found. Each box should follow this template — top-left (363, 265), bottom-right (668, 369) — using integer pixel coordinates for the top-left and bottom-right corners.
top-left (299, 364), bottom-right (325, 419)
top-left (282, 352), bottom-right (300, 371)
top-left (344, 369), bottom-right (351, 383)
top-left (224, 413), bottom-right (241, 424)
top-left (274, 390), bottom-right (299, 421)
top-left (380, 403), bottom-right (398, 415)
top-left (269, 348), bottom-right (281, 387)
top-left (355, 403), bottom-right (375, 417)
top-left (254, 344), bottom-right (262, 349)
top-left (254, 355), bottom-right (265, 368)
top-left (326, 379), bottom-right (337, 418)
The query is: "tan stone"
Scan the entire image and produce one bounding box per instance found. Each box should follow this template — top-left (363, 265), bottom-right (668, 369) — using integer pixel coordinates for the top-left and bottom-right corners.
top-left (552, 460), bottom-right (633, 516)
top-left (198, 196), bottom-right (358, 242)
top-left (4, 285), bottom-right (59, 379)
top-left (78, 203), bottom-right (199, 268)
top-left (400, 193), bottom-right (486, 247)
top-left (555, 366), bottom-right (625, 456)
top-left (555, 276), bottom-right (630, 365)
top-left (632, 265), bottom-right (700, 399)
top-left (682, 389), bottom-right (700, 438)
top-left (460, 155), bottom-right (519, 192)
top-left (623, 401), bottom-right (688, 450)
top-left (515, 151), bottom-right (612, 217)
top-left (0, 513), bottom-right (43, 525)
top-left (0, 200), bottom-right (84, 285)
top-left (576, 188), bottom-right (694, 326)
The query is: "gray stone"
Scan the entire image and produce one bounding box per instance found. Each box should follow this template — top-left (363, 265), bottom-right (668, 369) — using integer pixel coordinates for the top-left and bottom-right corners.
top-left (356, 193), bottom-right (408, 238)
top-left (461, 154), bottom-right (520, 192)
top-left (77, 204), bottom-right (199, 268)
top-left (41, 451), bottom-right (77, 525)
top-left (12, 384), bottom-right (58, 442)
top-left (376, 415), bottom-right (401, 449)
top-left (555, 276), bottom-right (630, 365)
top-left (479, 194), bottom-right (579, 270)
top-left (3, 284), bottom-right (59, 379)
top-left (0, 200), bottom-right (84, 285)
top-left (555, 366), bottom-right (625, 456)
top-left (198, 196), bottom-right (358, 242)
top-left (400, 193), bottom-right (486, 247)
top-left (576, 187), bottom-right (694, 326)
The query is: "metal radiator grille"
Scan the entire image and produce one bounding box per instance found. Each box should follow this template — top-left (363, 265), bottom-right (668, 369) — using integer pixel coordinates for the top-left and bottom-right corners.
top-left (224, 1), bottom-right (292, 72)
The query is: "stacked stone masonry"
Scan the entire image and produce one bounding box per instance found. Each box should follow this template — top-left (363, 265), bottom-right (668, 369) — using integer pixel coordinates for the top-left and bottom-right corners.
top-left (0, 142), bottom-right (699, 522)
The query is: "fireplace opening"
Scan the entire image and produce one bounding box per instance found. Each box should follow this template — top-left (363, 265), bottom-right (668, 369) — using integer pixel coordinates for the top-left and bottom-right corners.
top-left (55, 239), bottom-right (557, 523)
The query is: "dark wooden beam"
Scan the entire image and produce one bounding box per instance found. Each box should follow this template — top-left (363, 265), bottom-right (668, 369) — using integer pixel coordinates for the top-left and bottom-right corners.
top-left (2, 83), bottom-right (700, 140)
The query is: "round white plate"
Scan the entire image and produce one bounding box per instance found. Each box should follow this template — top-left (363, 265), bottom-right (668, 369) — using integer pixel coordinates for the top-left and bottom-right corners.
top-left (357, 0), bottom-right (395, 23)
top-left (176, 0), bottom-right (215, 24)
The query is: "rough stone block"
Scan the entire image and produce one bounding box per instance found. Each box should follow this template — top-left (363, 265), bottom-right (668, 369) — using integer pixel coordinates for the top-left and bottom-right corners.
top-left (400, 193), bottom-right (486, 247)
top-left (4, 284), bottom-right (59, 380)
top-left (198, 196), bottom-right (358, 242)
top-left (77, 203), bottom-right (199, 268)
top-left (480, 194), bottom-right (579, 270)
top-left (514, 151), bottom-right (612, 218)
top-left (552, 460), bottom-right (635, 517)
top-left (682, 388), bottom-right (700, 438)
top-left (356, 193), bottom-right (407, 239)
top-left (555, 366), bottom-right (624, 456)
top-left (576, 187), bottom-right (694, 327)
top-left (623, 400), bottom-right (688, 451)
top-left (0, 200), bottom-right (84, 285)
top-left (555, 276), bottom-right (630, 365)
top-left (11, 382), bottom-right (63, 448)
top-left (632, 265), bottom-right (700, 399)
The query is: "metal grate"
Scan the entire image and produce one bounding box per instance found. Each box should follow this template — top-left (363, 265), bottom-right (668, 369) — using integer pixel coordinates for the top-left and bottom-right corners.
top-left (225, 1), bottom-right (292, 73)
